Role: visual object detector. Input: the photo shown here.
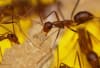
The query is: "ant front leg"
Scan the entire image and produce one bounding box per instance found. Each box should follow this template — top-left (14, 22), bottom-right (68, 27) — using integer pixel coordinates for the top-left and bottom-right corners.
top-left (43, 11), bottom-right (60, 21)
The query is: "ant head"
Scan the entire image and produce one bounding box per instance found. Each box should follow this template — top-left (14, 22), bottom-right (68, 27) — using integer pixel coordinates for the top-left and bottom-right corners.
top-left (43, 21), bottom-right (53, 33)
top-left (74, 11), bottom-right (94, 25)
top-left (7, 33), bottom-right (19, 44)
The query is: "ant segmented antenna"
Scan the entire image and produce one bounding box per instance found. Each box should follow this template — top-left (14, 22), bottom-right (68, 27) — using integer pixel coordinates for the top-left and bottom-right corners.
top-left (56, 1), bottom-right (65, 20)
top-left (71, 0), bottom-right (80, 19)
top-left (39, 12), bottom-right (44, 25)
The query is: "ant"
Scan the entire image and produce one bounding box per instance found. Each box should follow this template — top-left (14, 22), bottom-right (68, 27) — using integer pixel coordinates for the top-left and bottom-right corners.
top-left (35, 0), bottom-right (100, 68)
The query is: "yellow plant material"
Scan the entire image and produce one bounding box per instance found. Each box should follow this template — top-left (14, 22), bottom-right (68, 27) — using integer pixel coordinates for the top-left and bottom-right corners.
top-left (51, 14), bottom-right (100, 68)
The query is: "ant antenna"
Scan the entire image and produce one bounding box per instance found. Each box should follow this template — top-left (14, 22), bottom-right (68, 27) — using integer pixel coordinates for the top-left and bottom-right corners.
top-left (11, 5), bottom-right (15, 34)
top-left (15, 20), bottom-right (41, 49)
top-left (56, 1), bottom-right (65, 20)
top-left (71, 0), bottom-right (80, 19)
top-left (0, 24), bottom-right (12, 33)
top-left (38, 12), bottom-right (44, 25)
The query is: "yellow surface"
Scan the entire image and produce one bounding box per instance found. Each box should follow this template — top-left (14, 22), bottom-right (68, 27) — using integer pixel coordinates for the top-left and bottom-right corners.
top-left (51, 14), bottom-right (100, 68)
top-left (0, 0), bottom-right (11, 6)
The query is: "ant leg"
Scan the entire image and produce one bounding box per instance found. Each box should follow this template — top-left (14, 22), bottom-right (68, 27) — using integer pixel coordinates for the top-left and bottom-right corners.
top-left (89, 32), bottom-right (100, 43)
top-left (55, 2), bottom-right (78, 33)
top-left (0, 47), bottom-right (2, 61)
top-left (38, 12), bottom-right (44, 25)
top-left (40, 29), bottom-right (58, 46)
top-left (71, 0), bottom-right (80, 19)
top-left (56, 45), bottom-right (59, 68)
top-left (11, 6), bottom-right (15, 34)
top-left (0, 47), bottom-right (11, 65)
top-left (52, 29), bottom-right (61, 68)
top-left (62, 42), bottom-right (77, 61)
top-left (37, 50), bottom-right (53, 68)
top-left (56, 1), bottom-right (65, 20)
top-left (37, 29), bottom-right (61, 68)
top-left (0, 24), bottom-right (12, 33)
top-left (77, 51), bottom-right (82, 68)
top-left (15, 20), bottom-right (41, 49)
top-left (44, 5), bottom-right (77, 32)
top-left (43, 11), bottom-right (60, 21)
top-left (87, 31), bottom-right (93, 49)
top-left (73, 51), bottom-right (77, 67)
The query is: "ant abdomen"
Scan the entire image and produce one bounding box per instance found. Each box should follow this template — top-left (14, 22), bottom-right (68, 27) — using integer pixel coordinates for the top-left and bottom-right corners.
top-left (43, 22), bottom-right (53, 33)
top-left (86, 51), bottom-right (100, 68)
top-left (74, 11), bottom-right (94, 24)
